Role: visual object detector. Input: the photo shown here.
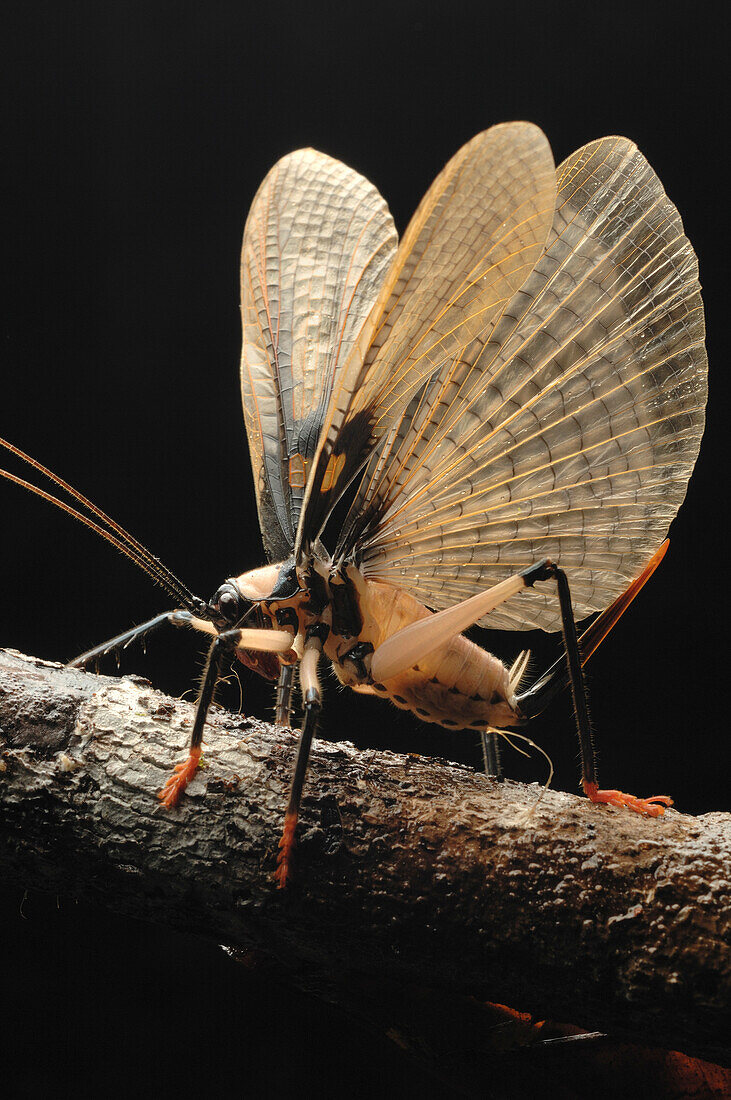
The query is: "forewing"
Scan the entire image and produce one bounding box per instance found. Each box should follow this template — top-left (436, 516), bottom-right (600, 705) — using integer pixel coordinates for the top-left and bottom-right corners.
top-left (295, 123), bottom-right (557, 556)
top-left (241, 149), bottom-right (397, 561)
top-left (354, 137), bottom-right (707, 631)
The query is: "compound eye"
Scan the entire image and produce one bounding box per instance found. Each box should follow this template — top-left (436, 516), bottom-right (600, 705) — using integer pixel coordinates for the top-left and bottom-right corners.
top-left (215, 584), bottom-right (241, 624)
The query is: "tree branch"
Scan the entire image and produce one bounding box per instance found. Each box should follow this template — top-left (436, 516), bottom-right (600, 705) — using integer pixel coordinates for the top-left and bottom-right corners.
top-left (1, 647), bottom-right (728, 1065)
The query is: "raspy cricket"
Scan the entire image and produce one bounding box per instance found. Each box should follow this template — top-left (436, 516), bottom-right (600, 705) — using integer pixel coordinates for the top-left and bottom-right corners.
top-left (1, 123), bottom-right (707, 887)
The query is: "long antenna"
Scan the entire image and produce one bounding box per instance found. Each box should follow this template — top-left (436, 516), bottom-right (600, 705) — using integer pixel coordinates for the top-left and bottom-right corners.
top-left (0, 437), bottom-right (199, 608)
top-left (0, 461), bottom-right (198, 609)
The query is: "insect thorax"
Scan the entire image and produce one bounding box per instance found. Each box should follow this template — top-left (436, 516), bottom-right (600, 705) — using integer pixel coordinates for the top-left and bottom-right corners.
top-left (233, 557), bottom-right (518, 732)
top-left (234, 555), bottom-right (364, 656)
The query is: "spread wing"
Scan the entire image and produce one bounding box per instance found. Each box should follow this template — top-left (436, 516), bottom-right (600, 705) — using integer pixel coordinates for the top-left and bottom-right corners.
top-left (240, 148), bottom-right (397, 562)
top-left (295, 123), bottom-right (558, 556)
top-left (342, 137), bottom-right (707, 631)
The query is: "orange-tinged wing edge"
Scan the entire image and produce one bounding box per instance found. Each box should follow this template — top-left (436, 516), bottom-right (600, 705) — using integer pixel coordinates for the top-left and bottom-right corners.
top-left (579, 540), bottom-right (670, 664)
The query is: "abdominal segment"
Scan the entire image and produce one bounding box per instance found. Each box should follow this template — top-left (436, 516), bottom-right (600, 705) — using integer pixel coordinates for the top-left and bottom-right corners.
top-left (327, 574), bottom-right (518, 732)
top-left (377, 634), bottom-right (517, 731)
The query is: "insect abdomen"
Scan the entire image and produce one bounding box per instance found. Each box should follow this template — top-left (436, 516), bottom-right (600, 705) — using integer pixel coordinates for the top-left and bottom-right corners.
top-left (331, 574), bottom-right (517, 732)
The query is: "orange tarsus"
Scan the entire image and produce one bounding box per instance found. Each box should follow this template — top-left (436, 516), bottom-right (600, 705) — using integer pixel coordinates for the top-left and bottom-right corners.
top-left (576, 544), bottom-right (673, 820)
top-left (583, 779), bottom-right (673, 818)
top-left (158, 745), bottom-right (203, 809)
top-left (273, 811), bottom-right (298, 889)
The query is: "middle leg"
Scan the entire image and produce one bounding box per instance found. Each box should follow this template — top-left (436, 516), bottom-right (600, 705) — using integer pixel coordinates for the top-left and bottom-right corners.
top-left (274, 624), bottom-right (327, 888)
top-left (275, 663), bottom-right (296, 726)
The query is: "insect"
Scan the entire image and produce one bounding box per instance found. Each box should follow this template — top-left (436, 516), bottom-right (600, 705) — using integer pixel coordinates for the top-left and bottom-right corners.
top-left (1, 123), bottom-right (707, 887)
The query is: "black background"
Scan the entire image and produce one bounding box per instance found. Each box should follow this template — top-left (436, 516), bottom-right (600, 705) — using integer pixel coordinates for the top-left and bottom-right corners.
top-left (1, 2), bottom-right (727, 1096)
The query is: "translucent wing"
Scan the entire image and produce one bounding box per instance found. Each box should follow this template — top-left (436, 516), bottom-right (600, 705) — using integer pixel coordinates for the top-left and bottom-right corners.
top-left (350, 137), bottom-right (707, 631)
top-left (241, 149), bottom-right (397, 561)
top-left (295, 123), bottom-right (557, 556)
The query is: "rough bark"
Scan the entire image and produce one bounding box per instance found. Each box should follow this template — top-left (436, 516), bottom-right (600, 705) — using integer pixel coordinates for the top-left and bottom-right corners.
top-left (1, 647), bottom-right (729, 1066)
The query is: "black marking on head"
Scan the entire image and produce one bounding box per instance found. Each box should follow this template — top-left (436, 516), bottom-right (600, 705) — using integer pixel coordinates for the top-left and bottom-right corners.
top-left (393, 694), bottom-right (408, 705)
top-left (269, 557), bottom-right (301, 600)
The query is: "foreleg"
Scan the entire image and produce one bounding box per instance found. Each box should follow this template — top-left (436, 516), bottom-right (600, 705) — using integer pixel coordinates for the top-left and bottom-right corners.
top-left (68, 610), bottom-right (196, 668)
top-left (158, 625), bottom-right (293, 808)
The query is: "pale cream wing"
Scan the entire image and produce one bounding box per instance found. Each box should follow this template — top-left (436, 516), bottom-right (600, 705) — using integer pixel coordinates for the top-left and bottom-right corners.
top-left (241, 148), bottom-right (397, 561)
top-left (295, 123), bottom-right (557, 554)
top-left (354, 137), bottom-right (707, 631)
